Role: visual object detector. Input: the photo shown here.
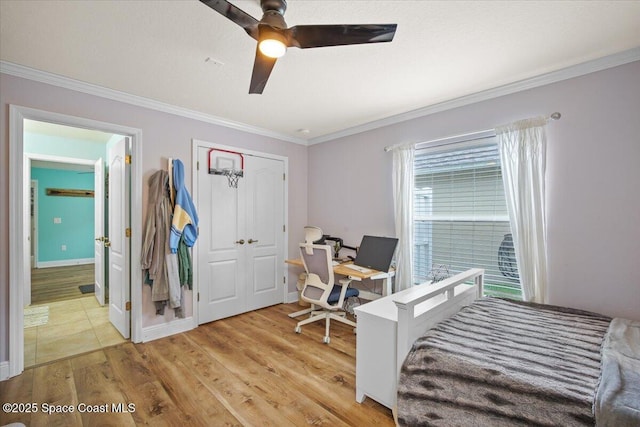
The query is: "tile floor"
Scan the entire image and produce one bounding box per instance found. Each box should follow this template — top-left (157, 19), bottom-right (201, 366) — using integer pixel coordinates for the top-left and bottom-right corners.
top-left (24, 295), bottom-right (127, 367)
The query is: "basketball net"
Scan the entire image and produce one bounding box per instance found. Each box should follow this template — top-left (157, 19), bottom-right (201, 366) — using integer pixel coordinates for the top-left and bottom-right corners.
top-left (221, 169), bottom-right (243, 188)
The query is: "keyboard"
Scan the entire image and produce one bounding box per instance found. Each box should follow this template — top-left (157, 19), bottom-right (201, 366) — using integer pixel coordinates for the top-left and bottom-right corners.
top-left (342, 263), bottom-right (372, 273)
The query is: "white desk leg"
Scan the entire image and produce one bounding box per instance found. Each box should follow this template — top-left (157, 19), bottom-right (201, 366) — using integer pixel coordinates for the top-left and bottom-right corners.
top-left (356, 389), bottom-right (366, 403)
top-left (381, 276), bottom-right (393, 297)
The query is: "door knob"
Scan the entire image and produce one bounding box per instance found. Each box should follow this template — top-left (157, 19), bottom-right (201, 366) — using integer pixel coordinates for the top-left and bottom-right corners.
top-left (95, 236), bottom-right (104, 242)
top-left (248, 239), bottom-right (259, 244)
top-left (104, 238), bottom-right (111, 247)
top-left (235, 239), bottom-right (245, 244)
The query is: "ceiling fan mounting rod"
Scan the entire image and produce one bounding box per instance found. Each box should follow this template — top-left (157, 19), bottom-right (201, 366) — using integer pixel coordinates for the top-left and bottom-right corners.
top-left (261, 0), bottom-right (286, 15)
top-left (260, 0), bottom-right (287, 29)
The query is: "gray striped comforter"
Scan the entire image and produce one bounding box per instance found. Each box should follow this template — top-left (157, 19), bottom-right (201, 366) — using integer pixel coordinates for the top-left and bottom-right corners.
top-left (397, 298), bottom-right (612, 426)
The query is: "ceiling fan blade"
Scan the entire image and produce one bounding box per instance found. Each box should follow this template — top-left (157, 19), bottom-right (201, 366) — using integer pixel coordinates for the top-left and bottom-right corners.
top-left (249, 46), bottom-right (277, 94)
top-left (288, 24), bottom-right (397, 49)
top-left (199, 0), bottom-right (259, 40)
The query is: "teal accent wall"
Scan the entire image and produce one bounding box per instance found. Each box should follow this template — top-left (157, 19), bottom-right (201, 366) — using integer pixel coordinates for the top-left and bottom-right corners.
top-left (32, 167), bottom-right (95, 263)
top-left (25, 132), bottom-right (106, 160)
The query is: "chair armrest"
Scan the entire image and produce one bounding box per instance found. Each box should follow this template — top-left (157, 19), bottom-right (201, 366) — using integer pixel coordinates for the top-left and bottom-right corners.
top-left (335, 278), bottom-right (353, 306)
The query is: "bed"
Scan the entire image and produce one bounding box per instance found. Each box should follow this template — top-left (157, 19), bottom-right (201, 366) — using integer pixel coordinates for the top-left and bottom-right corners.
top-left (392, 270), bottom-right (640, 426)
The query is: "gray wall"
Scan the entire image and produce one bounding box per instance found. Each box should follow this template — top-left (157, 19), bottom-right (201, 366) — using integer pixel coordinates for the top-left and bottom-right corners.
top-left (308, 61), bottom-right (640, 321)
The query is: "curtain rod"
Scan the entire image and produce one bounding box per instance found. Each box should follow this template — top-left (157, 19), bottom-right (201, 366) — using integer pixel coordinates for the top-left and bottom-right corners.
top-left (383, 112), bottom-right (561, 152)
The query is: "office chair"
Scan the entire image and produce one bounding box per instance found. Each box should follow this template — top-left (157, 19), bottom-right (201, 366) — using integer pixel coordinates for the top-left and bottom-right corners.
top-left (288, 226), bottom-right (326, 319)
top-left (294, 243), bottom-right (359, 344)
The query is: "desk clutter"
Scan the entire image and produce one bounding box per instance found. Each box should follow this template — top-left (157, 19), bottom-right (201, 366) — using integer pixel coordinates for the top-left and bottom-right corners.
top-left (303, 227), bottom-right (399, 274)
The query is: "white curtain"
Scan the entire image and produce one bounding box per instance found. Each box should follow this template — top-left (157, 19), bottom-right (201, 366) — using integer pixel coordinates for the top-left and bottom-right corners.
top-left (496, 117), bottom-right (548, 303)
top-left (392, 145), bottom-right (415, 292)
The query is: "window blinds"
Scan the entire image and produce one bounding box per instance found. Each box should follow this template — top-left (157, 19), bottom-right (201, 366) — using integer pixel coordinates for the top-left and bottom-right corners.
top-left (413, 141), bottom-right (521, 298)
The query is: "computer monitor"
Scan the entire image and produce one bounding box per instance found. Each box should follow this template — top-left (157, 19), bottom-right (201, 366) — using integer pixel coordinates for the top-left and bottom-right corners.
top-left (353, 235), bottom-right (399, 272)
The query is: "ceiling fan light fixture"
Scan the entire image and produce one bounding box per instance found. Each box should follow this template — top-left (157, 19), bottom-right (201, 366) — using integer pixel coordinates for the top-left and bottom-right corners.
top-left (259, 33), bottom-right (287, 58)
top-left (201, 0), bottom-right (397, 94)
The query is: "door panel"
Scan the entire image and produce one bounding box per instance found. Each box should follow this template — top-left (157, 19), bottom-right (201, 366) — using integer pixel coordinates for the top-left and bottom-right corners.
top-left (252, 255), bottom-right (277, 293)
top-left (245, 155), bottom-right (284, 311)
top-left (108, 138), bottom-right (130, 339)
top-left (205, 260), bottom-right (244, 320)
top-left (208, 260), bottom-right (239, 300)
top-left (94, 158), bottom-right (105, 306)
top-left (198, 147), bottom-right (245, 323)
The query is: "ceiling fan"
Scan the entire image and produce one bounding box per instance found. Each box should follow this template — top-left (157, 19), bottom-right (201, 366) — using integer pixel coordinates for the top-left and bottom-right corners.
top-left (200, 0), bottom-right (398, 94)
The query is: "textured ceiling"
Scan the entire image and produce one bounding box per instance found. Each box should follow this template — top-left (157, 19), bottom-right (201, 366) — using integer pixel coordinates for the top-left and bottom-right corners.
top-left (2, 1), bottom-right (640, 143)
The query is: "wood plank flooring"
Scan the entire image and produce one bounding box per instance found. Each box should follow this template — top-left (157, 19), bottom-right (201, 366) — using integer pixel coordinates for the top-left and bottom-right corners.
top-left (31, 264), bottom-right (95, 305)
top-left (1, 303), bottom-right (395, 427)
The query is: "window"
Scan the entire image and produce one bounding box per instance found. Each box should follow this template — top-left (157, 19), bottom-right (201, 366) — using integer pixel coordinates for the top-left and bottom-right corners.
top-left (413, 139), bottom-right (521, 298)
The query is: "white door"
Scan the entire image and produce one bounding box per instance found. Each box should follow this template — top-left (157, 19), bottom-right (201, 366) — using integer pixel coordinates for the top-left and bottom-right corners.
top-left (197, 147), bottom-right (245, 323)
top-left (245, 155), bottom-right (285, 311)
top-left (197, 147), bottom-right (285, 324)
top-left (108, 139), bottom-right (130, 338)
top-left (93, 158), bottom-right (105, 306)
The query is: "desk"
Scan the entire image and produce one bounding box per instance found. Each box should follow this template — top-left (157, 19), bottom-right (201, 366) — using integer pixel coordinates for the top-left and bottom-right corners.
top-left (285, 259), bottom-right (395, 300)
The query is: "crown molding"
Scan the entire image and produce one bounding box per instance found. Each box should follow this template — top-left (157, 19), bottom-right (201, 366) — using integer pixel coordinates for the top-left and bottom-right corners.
top-left (0, 61), bottom-right (307, 146)
top-left (3, 47), bottom-right (639, 147)
top-left (308, 47), bottom-right (640, 145)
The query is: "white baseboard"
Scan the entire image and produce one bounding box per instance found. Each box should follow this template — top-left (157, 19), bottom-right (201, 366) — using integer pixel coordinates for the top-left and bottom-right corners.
top-left (141, 317), bottom-right (196, 343)
top-left (0, 360), bottom-right (10, 381)
top-left (36, 258), bottom-right (94, 268)
top-left (287, 291), bottom-right (299, 304)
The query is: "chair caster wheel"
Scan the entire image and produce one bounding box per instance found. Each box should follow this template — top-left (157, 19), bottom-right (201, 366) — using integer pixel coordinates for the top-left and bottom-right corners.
top-left (294, 326), bottom-right (301, 334)
top-left (323, 336), bottom-right (330, 344)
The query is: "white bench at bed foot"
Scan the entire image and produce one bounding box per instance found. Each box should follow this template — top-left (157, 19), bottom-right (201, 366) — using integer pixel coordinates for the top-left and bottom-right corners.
top-left (353, 269), bottom-right (485, 410)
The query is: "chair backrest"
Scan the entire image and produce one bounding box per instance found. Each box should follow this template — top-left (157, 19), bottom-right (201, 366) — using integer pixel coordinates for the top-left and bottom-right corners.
top-left (299, 243), bottom-right (334, 307)
top-left (304, 226), bottom-right (323, 244)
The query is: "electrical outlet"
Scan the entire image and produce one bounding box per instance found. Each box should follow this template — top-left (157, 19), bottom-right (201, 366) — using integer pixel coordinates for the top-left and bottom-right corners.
top-left (54, 217), bottom-right (62, 224)
top-left (61, 245), bottom-right (67, 251)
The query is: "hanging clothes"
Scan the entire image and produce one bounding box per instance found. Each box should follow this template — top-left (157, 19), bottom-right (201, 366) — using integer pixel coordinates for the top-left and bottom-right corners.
top-left (170, 158), bottom-right (198, 318)
top-left (169, 158), bottom-right (199, 251)
top-left (142, 159), bottom-right (198, 318)
top-left (177, 235), bottom-right (193, 289)
top-left (141, 169), bottom-right (172, 314)
top-left (173, 235), bottom-right (193, 319)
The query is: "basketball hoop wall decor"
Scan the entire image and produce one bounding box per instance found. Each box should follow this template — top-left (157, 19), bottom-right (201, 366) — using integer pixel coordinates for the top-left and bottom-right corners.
top-left (208, 148), bottom-right (244, 188)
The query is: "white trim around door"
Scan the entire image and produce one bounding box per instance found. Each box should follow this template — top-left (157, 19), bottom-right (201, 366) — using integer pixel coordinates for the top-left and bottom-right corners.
top-left (7, 105), bottom-right (144, 380)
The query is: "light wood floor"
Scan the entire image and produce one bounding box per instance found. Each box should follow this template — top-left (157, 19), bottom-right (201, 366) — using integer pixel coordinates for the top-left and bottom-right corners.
top-left (31, 264), bottom-right (95, 305)
top-left (2, 303), bottom-right (394, 427)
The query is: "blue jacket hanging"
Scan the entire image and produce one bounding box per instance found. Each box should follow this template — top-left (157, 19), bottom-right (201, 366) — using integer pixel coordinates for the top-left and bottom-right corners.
top-left (169, 158), bottom-right (199, 252)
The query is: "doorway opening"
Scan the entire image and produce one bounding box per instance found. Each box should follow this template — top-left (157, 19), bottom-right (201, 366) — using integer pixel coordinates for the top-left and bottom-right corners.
top-left (24, 143), bottom-right (126, 367)
top-left (25, 152), bottom-right (102, 304)
top-left (8, 105), bottom-right (143, 379)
